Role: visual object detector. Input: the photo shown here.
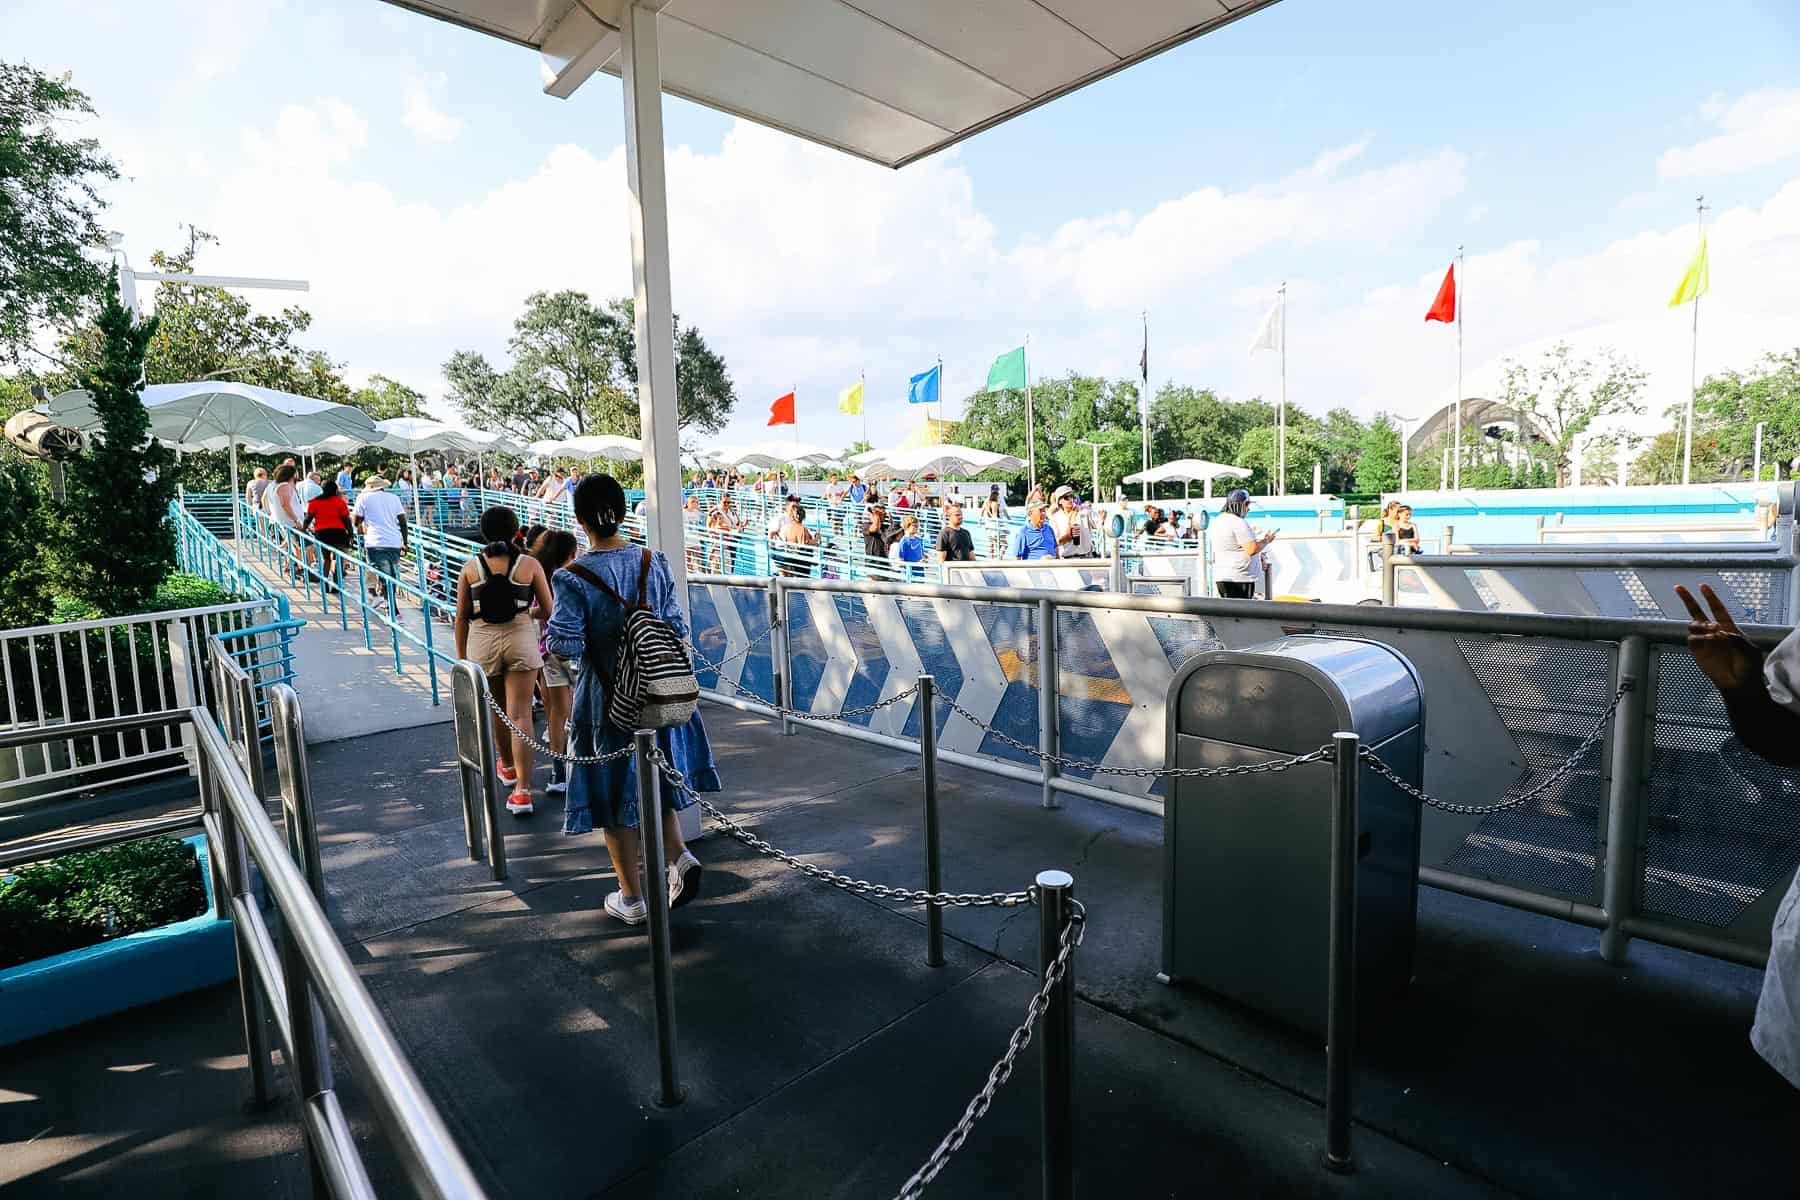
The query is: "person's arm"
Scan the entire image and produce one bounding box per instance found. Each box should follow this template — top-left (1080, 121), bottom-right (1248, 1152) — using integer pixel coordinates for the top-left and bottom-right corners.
top-left (525, 557), bottom-right (554, 625)
top-left (302, 503), bottom-right (315, 533)
top-left (545, 569), bottom-right (586, 661)
top-left (453, 566), bottom-right (473, 660)
top-left (1676, 584), bottom-right (1800, 766)
top-left (398, 512), bottom-right (410, 551)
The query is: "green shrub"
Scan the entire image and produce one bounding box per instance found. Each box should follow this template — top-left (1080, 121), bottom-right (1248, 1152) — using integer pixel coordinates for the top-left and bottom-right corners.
top-left (52, 572), bottom-right (242, 625)
top-left (0, 836), bottom-right (208, 969)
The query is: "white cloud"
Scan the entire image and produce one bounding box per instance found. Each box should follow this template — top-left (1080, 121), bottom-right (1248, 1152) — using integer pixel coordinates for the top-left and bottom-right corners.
top-left (1010, 141), bottom-right (1468, 310)
top-left (97, 95), bottom-right (1800, 452)
top-left (402, 78), bottom-right (463, 145)
top-left (1658, 88), bottom-right (1800, 179)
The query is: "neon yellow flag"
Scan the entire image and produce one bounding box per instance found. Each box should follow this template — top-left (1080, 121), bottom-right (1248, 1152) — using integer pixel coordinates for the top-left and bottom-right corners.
top-left (837, 380), bottom-right (864, 415)
top-left (1668, 235), bottom-right (1709, 307)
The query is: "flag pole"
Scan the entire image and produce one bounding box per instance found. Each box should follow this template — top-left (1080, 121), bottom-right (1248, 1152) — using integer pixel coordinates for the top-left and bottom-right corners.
top-left (1140, 310), bottom-right (1150, 503)
top-left (859, 368), bottom-right (867, 447)
top-left (1278, 281), bottom-right (1287, 497)
top-left (1024, 334), bottom-right (1036, 492)
top-left (936, 355), bottom-right (944, 446)
top-left (1454, 246), bottom-right (1464, 492)
top-left (1683, 195), bottom-right (1706, 487)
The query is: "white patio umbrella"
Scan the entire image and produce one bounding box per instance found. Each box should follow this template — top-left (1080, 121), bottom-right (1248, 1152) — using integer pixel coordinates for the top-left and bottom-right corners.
top-left (374, 417), bottom-right (481, 525)
top-left (859, 444), bottom-right (1026, 480)
top-left (1123, 458), bottom-right (1252, 500)
top-left (460, 428), bottom-right (523, 490)
top-left (47, 380), bottom-right (380, 543)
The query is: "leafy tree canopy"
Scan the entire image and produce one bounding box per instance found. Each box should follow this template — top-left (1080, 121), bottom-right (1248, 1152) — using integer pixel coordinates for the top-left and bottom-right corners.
top-left (445, 291), bottom-right (735, 442)
top-left (0, 62), bottom-right (118, 366)
top-left (1688, 347), bottom-right (1800, 482)
top-left (1499, 341), bottom-right (1646, 486)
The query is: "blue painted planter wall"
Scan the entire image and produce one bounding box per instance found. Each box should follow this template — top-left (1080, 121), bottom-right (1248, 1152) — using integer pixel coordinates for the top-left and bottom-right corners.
top-left (0, 835), bottom-right (237, 1046)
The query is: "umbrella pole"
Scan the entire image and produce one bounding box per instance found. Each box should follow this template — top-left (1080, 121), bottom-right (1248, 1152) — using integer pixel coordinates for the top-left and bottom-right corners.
top-left (230, 442), bottom-right (242, 547)
top-left (411, 450), bottom-right (422, 528)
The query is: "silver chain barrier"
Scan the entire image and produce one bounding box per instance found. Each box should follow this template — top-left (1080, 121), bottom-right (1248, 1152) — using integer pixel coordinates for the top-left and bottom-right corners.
top-left (1358, 680), bottom-right (1631, 816)
top-left (481, 687), bottom-right (637, 766)
top-left (647, 745), bottom-right (1031, 908)
top-left (893, 902), bottom-right (1085, 1200)
top-left (939, 693), bottom-right (1334, 779)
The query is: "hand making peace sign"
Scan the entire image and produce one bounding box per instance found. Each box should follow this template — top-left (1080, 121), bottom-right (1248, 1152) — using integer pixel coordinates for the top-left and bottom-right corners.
top-left (1674, 583), bottom-right (1764, 694)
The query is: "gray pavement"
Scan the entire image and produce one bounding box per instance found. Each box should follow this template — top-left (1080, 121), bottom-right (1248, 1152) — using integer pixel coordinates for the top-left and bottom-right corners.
top-left (5, 689), bottom-right (1792, 1198)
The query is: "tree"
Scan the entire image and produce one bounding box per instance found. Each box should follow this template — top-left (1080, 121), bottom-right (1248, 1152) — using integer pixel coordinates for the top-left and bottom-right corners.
top-left (1319, 407), bottom-right (1366, 493)
top-left (0, 459), bottom-right (52, 624)
top-left (1499, 342), bottom-right (1647, 486)
top-left (1356, 415), bottom-right (1402, 494)
top-left (1150, 386), bottom-right (1270, 466)
top-left (350, 373), bottom-right (426, 421)
top-left (959, 373), bottom-right (1141, 496)
top-left (0, 63), bottom-right (119, 366)
top-left (48, 271), bottom-right (176, 615)
top-left (445, 292), bottom-right (736, 442)
top-left (1235, 424), bottom-right (1326, 495)
top-left (1689, 348), bottom-right (1800, 481)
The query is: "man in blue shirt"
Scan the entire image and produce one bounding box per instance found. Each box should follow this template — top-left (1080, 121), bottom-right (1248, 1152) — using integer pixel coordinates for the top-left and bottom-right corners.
top-left (335, 464), bottom-right (354, 493)
top-left (846, 475), bottom-right (867, 505)
top-left (1008, 502), bottom-right (1059, 560)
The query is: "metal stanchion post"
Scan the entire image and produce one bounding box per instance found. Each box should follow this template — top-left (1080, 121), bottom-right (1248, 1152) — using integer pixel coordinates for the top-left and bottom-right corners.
top-left (635, 731), bottom-right (685, 1108)
top-left (771, 579), bottom-right (793, 735)
top-left (1037, 598), bottom-right (1060, 809)
top-left (1380, 540), bottom-right (1396, 607)
top-left (919, 674), bottom-right (944, 967)
top-left (1037, 869), bottom-right (1075, 1200)
top-left (1324, 731), bottom-right (1358, 1174)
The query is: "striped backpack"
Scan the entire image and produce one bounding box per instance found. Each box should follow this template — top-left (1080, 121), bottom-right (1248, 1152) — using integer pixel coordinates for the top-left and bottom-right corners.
top-left (563, 549), bottom-right (699, 731)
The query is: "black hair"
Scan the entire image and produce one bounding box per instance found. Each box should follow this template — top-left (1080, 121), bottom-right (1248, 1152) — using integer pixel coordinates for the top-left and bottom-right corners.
top-left (573, 473), bottom-right (626, 539)
top-left (319, 477), bottom-right (339, 501)
top-left (274, 463), bottom-right (298, 483)
top-left (530, 528), bottom-right (579, 571)
top-left (480, 505), bottom-right (520, 544)
top-left (524, 523), bottom-right (547, 548)
top-left (1223, 489), bottom-right (1252, 520)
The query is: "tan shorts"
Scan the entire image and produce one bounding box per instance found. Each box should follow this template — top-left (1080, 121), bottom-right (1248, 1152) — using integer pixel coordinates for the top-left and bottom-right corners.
top-left (467, 618), bottom-right (543, 678)
top-left (541, 652), bottom-right (575, 689)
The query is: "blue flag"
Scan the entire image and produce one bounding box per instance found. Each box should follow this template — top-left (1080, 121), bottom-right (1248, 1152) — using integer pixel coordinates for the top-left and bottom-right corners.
top-left (907, 364), bottom-right (940, 406)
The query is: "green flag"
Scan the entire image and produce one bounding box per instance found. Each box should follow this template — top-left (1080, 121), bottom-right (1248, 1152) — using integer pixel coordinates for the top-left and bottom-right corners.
top-left (985, 346), bottom-right (1026, 392)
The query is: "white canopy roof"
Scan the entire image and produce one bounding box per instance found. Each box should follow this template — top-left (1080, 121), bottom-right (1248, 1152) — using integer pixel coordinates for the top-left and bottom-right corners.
top-left (1123, 458), bottom-right (1251, 485)
top-left (386, 0), bottom-right (1277, 169)
top-left (47, 381), bottom-right (380, 452)
top-left (853, 443), bottom-right (1025, 480)
top-left (529, 434), bottom-right (645, 461)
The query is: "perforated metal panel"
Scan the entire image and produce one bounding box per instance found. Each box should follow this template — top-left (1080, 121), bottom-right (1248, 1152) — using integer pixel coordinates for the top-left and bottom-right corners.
top-left (1442, 639), bottom-right (1617, 900)
top-left (1641, 646), bottom-right (1800, 927)
top-left (1716, 569), bottom-right (1785, 624)
top-left (1611, 571), bottom-right (1664, 620)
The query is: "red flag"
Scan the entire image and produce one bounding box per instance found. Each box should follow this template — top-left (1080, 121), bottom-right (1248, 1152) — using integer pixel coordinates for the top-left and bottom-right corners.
top-left (1424, 264), bottom-right (1457, 323)
top-left (767, 391), bottom-right (796, 426)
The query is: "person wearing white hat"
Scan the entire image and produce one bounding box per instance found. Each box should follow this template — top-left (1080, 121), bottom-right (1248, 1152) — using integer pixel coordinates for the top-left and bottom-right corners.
top-left (353, 474), bottom-right (409, 603)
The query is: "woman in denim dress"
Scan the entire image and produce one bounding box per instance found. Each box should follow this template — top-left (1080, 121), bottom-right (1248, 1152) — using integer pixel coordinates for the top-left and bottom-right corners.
top-left (546, 474), bottom-right (722, 926)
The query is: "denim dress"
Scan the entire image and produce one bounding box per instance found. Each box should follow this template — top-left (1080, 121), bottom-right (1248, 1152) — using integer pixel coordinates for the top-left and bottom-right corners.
top-left (545, 546), bottom-right (722, 834)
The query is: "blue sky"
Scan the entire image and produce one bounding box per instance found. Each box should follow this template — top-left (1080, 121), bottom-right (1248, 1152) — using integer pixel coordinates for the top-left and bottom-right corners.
top-left (10, 0), bottom-right (1800, 452)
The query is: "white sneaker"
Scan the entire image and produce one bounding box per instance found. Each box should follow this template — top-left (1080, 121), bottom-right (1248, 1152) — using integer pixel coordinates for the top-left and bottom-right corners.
top-left (668, 850), bottom-right (703, 910)
top-left (604, 891), bottom-right (647, 926)
top-left (546, 778), bottom-right (568, 794)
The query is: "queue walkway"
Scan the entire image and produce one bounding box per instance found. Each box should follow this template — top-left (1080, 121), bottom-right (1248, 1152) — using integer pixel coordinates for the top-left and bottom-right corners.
top-left (5, 687), bottom-right (1789, 1198)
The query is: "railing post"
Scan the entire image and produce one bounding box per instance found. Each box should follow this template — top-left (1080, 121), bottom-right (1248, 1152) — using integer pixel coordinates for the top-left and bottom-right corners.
top-left (221, 783), bottom-right (274, 1106)
top-left (1600, 636), bottom-right (1649, 964)
top-left (770, 578), bottom-right (793, 734)
top-left (1037, 597), bottom-right (1060, 809)
top-left (1324, 731), bottom-right (1359, 1175)
top-left (635, 730), bottom-right (685, 1108)
top-left (919, 674), bottom-right (944, 967)
top-left (1380, 539), bottom-right (1396, 607)
top-left (421, 589), bottom-right (441, 706)
top-left (1037, 869), bottom-right (1075, 1200)
top-left (270, 686), bottom-right (324, 898)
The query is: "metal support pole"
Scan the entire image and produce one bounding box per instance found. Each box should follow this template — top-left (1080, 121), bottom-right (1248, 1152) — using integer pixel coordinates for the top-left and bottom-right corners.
top-left (1037, 869), bottom-right (1075, 1200)
top-left (771, 578), bottom-right (792, 735)
top-left (1600, 637), bottom-right (1648, 964)
top-left (1037, 597), bottom-right (1060, 808)
top-left (1324, 732), bottom-right (1359, 1174)
top-left (1380, 540), bottom-right (1396, 607)
top-left (221, 789), bottom-right (273, 1106)
top-left (635, 730), bottom-right (685, 1108)
top-left (919, 674), bottom-right (944, 967)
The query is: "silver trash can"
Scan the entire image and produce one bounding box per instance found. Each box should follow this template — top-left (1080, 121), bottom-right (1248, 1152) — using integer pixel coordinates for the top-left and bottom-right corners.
top-left (1160, 636), bottom-right (1423, 1035)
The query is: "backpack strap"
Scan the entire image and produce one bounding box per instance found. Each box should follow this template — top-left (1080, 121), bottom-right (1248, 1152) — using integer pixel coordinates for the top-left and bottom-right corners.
top-left (635, 548), bottom-right (653, 609)
top-left (562, 560), bottom-right (628, 610)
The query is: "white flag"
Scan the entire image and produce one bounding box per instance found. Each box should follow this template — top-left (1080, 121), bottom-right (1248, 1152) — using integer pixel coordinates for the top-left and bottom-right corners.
top-left (1249, 294), bottom-right (1283, 354)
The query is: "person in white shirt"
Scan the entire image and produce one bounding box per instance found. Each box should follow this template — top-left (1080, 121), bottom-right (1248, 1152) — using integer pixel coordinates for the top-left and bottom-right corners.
top-left (1048, 486), bottom-right (1093, 557)
top-left (299, 471), bottom-right (323, 504)
top-left (1206, 489), bottom-right (1276, 600)
top-left (1675, 583), bottom-right (1800, 1091)
top-left (352, 474), bottom-right (410, 602)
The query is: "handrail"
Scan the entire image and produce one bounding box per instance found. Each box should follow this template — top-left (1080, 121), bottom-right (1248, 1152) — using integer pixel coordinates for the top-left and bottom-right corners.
top-left (192, 705), bottom-right (487, 1199)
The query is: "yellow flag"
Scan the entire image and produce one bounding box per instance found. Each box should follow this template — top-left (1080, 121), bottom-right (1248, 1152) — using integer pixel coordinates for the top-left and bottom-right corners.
top-left (837, 380), bottom-right (864, 415)
top-left (1668, 235), bottom-right (1709, 307)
